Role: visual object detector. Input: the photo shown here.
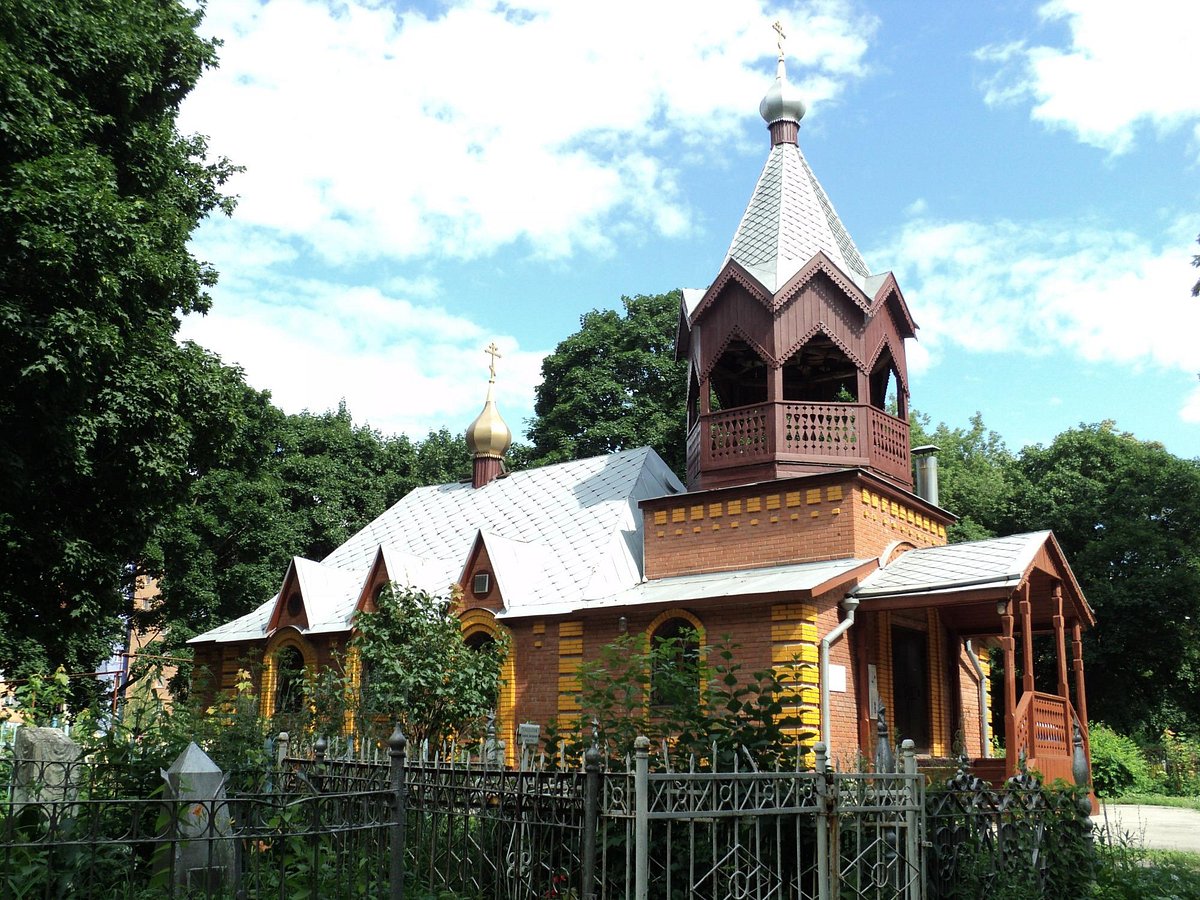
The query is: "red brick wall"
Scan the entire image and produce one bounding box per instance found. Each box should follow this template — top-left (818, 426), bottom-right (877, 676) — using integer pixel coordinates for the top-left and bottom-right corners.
top-left (642, 473), bottom-right (951, 580)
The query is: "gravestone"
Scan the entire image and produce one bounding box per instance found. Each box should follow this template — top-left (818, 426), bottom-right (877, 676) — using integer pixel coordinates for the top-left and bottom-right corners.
top-left (159, 742), bottom-right (237, 893)
top-left (12, 726), bottom-right (82, 807)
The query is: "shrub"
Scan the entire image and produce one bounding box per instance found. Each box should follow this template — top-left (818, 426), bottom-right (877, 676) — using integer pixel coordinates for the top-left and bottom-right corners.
top-left (1089, 723), bottom-right (1151, 797)
top-left (1146, 730), bottom-right (1200, 797)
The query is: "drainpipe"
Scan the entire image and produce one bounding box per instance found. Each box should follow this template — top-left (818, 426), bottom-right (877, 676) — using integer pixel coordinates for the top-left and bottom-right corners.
top-left (819, 596), bottom-right (859, 756)
top-left (964, 639), bottom-right (990, 757)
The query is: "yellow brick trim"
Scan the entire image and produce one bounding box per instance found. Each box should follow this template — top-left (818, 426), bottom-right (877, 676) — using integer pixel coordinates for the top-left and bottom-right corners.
top-left (771, 601), bottom-right (820, 743)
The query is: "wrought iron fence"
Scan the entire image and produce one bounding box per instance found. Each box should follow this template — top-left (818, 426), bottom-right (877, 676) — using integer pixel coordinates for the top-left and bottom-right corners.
top-left (1, 727), bottom-right (1093, 899)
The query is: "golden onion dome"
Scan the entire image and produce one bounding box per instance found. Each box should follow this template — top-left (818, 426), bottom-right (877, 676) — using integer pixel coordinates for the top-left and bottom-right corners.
top-left (466, 344), bottom-right (512, 459)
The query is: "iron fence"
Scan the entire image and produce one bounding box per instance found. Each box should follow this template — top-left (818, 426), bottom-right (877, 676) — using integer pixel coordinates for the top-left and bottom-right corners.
top-left (1, 728), bottom-right (1092, 899)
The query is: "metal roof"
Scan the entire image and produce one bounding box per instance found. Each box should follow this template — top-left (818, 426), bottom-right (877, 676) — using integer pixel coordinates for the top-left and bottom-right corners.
top-left (852, 532), bottom-right (1052, 599)
top-left (191, 447), bottom-right (685, 644)
top-left (504, 556), bottom-right (875, 618)
top-left (725, 141), bottom-right (871, 294)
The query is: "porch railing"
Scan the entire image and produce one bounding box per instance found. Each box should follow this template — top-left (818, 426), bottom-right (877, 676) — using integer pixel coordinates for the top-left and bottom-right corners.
top-left (688, 401), bottom-right (911, 487)
top-left (1012, 691), bottom-right (1076, 784)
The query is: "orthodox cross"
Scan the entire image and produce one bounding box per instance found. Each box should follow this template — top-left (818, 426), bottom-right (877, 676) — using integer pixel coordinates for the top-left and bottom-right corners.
top-left (485, 342), bottom-right (502, 381)
top-left (773, 19), bottom-right (786, 60)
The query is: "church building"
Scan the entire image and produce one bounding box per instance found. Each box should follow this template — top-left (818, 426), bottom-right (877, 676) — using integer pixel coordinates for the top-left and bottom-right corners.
top-left (190, 48), bottom-right (1095, 788)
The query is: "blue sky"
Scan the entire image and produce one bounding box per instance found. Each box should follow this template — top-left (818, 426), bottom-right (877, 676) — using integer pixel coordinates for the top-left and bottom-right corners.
top-left (177, 0), bottom-right (1200, 460)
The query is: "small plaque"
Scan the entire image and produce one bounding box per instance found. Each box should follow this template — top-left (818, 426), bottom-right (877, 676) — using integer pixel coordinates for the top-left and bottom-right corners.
top-left (829, 664), bottom-right (847, 693)
top-left (517, 722), bottom-right (540, 747)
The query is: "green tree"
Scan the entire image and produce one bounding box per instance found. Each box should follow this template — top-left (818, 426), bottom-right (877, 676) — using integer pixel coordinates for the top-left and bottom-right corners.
top-left (147, 406), bottom-right (474, 664)
top-left (351, 586), bottom-right (506, 750)
top-left (1000, 423), bottom-right (1200, 736)
top-left (526, 291), bottom-right (689, 477)
top-left (910, 411), bottom-right (1019, 541)
top-left (0, 0), bottom-right (237, 681)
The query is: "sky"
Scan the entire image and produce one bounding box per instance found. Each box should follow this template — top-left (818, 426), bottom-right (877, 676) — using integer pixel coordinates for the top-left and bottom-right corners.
top-left (176, 0), bottom-right (1200, 460)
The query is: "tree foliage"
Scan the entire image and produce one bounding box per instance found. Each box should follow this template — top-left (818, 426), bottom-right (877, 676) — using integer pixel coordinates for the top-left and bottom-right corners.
top-left (351, 586), bottom-right (506, 750)
top-left (146, 407), bottom-right (473, 666)
top-left (525, 291), bottom-right (689, 477)
top-left (0, 0), bottom-right (239, 680)
top-left (910, 411), bottom-right (1017, 542)
top-left (1003, 424), bottom-right (1200, 736)
top-left (921, 414), bottom-right (1200, 736)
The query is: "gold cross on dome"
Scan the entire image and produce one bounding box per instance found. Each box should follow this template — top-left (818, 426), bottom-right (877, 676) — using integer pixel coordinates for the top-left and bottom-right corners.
top-left (485, 342), bottom-right (502, 380)
top-left (773, 19), bottom-right (786, 59)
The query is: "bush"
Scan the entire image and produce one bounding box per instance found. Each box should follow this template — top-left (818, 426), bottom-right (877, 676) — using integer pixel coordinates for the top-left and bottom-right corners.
top-left (1089, 723), bottom-right (1151, 797)
top-left (1146, 730), bottom-right (1200, 797)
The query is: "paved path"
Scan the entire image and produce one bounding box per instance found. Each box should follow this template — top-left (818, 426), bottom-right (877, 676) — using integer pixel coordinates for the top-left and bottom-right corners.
top-left (1091, 803), bottom-right (1200, 853)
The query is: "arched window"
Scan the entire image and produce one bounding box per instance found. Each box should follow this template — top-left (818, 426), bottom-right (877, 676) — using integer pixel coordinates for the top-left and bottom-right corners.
top-left (274, 645), bottom-right (306, 715)
top-left (649, 616), bottom-right (702, 707)
top-left (869, 348), bottom-right (898, 412)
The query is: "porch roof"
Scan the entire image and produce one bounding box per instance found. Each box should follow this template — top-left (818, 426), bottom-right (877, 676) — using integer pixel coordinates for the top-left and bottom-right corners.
top-left (850, 531), bottom-right (1094, 629)
top-left (498, 556), bottom-right (875, 619)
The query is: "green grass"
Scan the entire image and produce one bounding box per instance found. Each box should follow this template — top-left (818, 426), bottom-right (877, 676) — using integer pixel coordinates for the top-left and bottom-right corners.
top-left (1091, 834), bottom-right (1200, 898)
top-left (1106, 793), bottom-right (1200, 810)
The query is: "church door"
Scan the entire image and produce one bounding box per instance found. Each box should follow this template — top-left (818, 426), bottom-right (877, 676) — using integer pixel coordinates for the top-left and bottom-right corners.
top-left (891, 626), bottom-right (931, 754)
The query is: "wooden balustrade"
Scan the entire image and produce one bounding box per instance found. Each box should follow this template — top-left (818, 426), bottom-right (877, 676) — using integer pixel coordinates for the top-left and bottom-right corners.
top-left (688, 400), bottom-right (911, 485)
top-left (1012, 691), bottom-right (1077, 785)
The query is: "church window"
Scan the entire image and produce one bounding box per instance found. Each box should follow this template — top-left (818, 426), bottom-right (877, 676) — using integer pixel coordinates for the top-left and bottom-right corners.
top-left (274, 645), bottom-right (306, 716)
top-left (649, 616), bottom-right (702, 707)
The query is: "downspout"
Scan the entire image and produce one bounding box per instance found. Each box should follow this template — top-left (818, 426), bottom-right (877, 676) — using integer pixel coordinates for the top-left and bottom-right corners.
top-left (819, 596), bottom-right (859, 756)
top-left (964, 639), bottom-right (990, 757)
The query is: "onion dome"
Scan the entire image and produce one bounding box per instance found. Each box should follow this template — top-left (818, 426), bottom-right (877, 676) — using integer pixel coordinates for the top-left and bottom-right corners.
top-left (466, 378), bottom-right (512, 459)
top-left (759, 55), bottom-right (807, 127)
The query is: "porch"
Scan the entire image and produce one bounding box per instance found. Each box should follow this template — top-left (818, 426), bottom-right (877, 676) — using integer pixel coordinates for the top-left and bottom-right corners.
top-left (850, 531), bottom-right (1096, 804)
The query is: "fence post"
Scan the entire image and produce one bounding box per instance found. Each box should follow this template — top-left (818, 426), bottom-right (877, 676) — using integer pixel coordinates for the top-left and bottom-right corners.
top-left (633, 735), bottom-right (650, 900)
top-left (389, 725), bottom-right (408, 900)
top-left (582, 737), bottom-right (601, 900)
top-left (276, 732), bottom-right (289, 768)
top-left (815, 741), bottom-right (830, 900)
top-left (901, 739), bottom-right (921, 900)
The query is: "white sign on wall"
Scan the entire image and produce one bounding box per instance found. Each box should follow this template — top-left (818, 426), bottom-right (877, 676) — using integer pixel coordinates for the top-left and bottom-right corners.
top-left (829, 664), bottom-right (847, 693)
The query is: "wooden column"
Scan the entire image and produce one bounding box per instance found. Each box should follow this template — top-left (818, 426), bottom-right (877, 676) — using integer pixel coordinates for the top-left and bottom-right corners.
top-left (768, 364), bottom-right (783, 401)
top-left (1019, 584), bottom-right (1035, 695)
top-left (699, 375), bottom-right (710, 415)
top-left (1053, 584), bottom-right (1069, 699)
top-left (1071, 621), bottom-right (1089, 728)
top-left (1001, 600), bottom-right (1017, 773)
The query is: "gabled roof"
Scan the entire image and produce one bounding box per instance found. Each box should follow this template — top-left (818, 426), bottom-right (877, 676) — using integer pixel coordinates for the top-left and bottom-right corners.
top-left (190, 447), bottom-right (685, 644)
top-left (726, 141), bottom-right (871, 294)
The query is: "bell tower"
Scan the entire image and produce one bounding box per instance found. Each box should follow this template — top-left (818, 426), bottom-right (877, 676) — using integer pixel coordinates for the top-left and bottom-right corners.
top-left (677, 39), bottom-right (918, 492)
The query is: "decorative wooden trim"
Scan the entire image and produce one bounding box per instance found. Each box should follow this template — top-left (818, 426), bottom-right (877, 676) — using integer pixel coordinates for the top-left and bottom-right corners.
top-left (778, 321), bottom-right (867, 374)
top-left (773, 251), bottom-right (871, 315)
top-left (701, 324), bottom-right (775, 383)
top-left (690, 260), bottom-right (772, 323)
top-left (866, 334), bottom-right (909, 397)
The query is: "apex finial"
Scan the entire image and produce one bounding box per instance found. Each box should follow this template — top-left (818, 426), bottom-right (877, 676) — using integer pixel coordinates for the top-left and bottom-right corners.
top-left (773, 19), bottom-right (786, 61)
top-left (485, 342), bottom-right (502, 382)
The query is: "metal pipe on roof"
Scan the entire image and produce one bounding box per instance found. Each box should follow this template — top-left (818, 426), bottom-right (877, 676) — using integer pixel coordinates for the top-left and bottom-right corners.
top-left (819, 596), bottom-right (859, 759)
top-left (964, 639), bottom-right (991, 758)
top-left (912, 444), bottom-right (940, 507)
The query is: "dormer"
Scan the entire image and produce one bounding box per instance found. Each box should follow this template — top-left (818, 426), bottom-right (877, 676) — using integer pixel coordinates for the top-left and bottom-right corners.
top-left (678, 53), bottom-right (917, 492)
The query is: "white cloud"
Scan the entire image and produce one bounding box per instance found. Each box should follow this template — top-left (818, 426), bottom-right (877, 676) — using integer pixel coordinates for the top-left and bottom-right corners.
top-left (1182, 385), bottom-right (1200, 424)
top-left (178, 247), bottom-right (547, 439)
top-left (878, 215), bottom-right (1200, 420)
top-left (182, 0), bottom-right (876, 264)
top-left (975, 0), bottom-right (1200, 154)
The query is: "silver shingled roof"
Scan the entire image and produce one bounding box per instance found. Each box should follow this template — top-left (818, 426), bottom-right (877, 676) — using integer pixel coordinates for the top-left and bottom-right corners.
top-left (191, 447), bottom-right (684, 644)
top-left (726, 142), bottom-right (871, 294)
top-left (852, 531), bottom-right (1052, 599)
